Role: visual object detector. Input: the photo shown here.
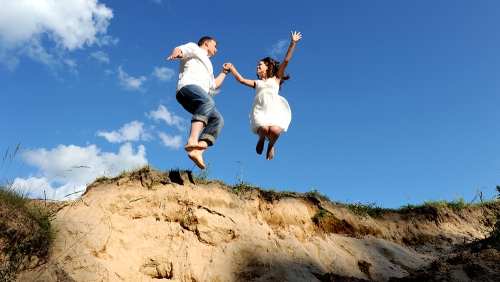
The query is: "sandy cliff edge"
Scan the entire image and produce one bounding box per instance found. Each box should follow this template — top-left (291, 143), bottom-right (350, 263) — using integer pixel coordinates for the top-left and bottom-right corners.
top-left (16, 167), bottom-right (500, 282)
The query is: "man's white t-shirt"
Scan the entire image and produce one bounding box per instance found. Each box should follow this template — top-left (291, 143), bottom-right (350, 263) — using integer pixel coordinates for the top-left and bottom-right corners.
top-left (176, 42), bottom-right (219, 97)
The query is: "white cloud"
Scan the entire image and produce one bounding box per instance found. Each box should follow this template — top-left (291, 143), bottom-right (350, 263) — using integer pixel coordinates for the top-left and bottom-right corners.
top-left (97, 35), bottom-right (119, 47)
top-left (150, 0), bottom-right (162, 4)
top-left (97, 121), bottom-right (152, 143)
top-left (18, 36), bottom-right (58, 68)
top-left (0, 0), bottom-right (116, 68)
top-left (90, 51), bottom-right (110, 64)
top-left (146, 105), bottom-right (185, 131)
top-left (12, 143), bottom-right (147, 200)
top-left (153, 66), bottom-right (175, 82)
top-left (117, 66), bottom-right (147, 91)
top-left (267, 39), bottom-right (288, 58)
top-left (65, 58), bottom-right (79, 75)
top-left (158, 132), bottom-right (182, 149)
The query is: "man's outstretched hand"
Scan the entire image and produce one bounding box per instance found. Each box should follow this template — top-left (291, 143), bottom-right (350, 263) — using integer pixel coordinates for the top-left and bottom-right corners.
top-left (167, 48), bottom-right (183, 60)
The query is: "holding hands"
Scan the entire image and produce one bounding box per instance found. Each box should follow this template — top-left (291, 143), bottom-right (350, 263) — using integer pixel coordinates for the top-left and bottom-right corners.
top-left (222, 62), bottom-right (233, 74)
top-left (222, 63), bottom-right (232, 72)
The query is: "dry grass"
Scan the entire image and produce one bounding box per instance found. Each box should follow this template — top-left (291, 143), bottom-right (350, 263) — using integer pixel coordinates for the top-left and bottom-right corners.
top-left (0, 188), bottom-right (58, 282)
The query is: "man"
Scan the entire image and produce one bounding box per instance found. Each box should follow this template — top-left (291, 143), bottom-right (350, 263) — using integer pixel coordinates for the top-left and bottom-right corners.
top-left (167, 36), bottom-right (231, 169)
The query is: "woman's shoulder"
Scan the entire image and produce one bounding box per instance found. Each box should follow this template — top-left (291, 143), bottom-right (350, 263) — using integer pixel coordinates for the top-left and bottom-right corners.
top-left (255, 79), bottom-right (279, 91)
top-left (267, 78), bottom-right (280, 86)
top-left (259, 78), bottom-right (279, 83)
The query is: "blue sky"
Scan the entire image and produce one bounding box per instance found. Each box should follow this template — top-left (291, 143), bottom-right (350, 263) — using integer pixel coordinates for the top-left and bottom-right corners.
top-left (1, 0), bottom-right (499, 208)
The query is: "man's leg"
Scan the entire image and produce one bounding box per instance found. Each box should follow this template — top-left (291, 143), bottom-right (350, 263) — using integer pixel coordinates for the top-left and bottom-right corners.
top-left (186, 121), bottom-right (207, 151)
top-left (199, 108), bottom-right (224, 147)
top-left (187, 106), bottom-right (224, 169)
top-left (176, 85), bottom-right (215, 151)
top-left (176, 85), bottom-right (216, 169)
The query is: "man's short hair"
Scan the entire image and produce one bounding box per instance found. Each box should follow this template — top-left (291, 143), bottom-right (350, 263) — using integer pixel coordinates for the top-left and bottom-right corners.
top-left (198, 36), bottom-right (215, 47)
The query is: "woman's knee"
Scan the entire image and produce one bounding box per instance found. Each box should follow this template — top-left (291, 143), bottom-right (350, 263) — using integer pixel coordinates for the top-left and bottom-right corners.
top-left (257, 126), bottom-right (269, 136)
top-left (269, 126), bottom-right (281, 137)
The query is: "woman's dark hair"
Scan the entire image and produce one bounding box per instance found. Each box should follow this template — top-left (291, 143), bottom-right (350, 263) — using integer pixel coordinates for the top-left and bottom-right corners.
top-left (198, 36), bottom-right (215, 47)
top-left (257, 57), bottom-right (290, 88)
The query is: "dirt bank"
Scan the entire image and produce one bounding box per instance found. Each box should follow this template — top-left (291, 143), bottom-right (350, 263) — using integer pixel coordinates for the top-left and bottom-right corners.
top-left (12, 168), bottom-right (500, 281)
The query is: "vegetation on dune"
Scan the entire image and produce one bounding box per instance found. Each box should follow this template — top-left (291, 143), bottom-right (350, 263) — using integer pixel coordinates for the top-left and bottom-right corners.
top-left (0, 188), bottom-right (56, 282)
top-left (1, 144), bottom-right (499, 281)
top-left (0, 144), bottom-right (57, 282)
top-left (122, 165), bottom-right (500, 241)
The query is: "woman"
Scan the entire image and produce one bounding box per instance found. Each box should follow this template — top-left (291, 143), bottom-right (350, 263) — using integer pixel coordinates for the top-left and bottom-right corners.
top-left (227, 31), bottom-right (302, 160)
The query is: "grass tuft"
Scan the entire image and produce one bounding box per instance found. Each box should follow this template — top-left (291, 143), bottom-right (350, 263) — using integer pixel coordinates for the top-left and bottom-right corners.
top-left (311, 209), bottom-right (343, 234)
top-left (1, 144), bottom-right (56, 282)
top-left (346, 201), bottom-right (386, 218)
top-left (194, 162), bottom-right (211, 184)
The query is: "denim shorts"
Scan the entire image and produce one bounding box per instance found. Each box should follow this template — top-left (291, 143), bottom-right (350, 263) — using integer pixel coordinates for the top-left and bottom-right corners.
top-left (176, 84), bottom-right (224, 145)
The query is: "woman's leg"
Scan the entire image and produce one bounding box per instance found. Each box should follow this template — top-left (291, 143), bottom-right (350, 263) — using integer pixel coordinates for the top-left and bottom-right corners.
top-left (256, 126), bottom-right (269, 155)
top-left (266, 126), bottom-right (281, 160)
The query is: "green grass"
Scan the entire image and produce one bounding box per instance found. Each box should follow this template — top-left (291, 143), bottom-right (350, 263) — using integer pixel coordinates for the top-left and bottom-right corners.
top-left (232, 180), bottom-right (254, 195)
top-left (311, 209), bottom-right (343, 234)
top-left (1, 144), bottom-right (56, 282)
top-left (194, 161), bottom-right (211, 183)
top-left (343, 196), bottom-right (470, 218)
top-left (311, 209), bottom-right (330, 234)
top-left (421, 196), bottom-right (467, 211)
top-left (306, 189), bottom-right (331, 202)
top-left (345, 201), bottom-right (386, 218)
top-left (312, 209), bottom-right (329, 219)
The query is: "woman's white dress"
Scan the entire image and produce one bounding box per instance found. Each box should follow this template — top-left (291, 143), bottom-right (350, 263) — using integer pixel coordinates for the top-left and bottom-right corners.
top-left (249, 79), bottom-right (292, 134)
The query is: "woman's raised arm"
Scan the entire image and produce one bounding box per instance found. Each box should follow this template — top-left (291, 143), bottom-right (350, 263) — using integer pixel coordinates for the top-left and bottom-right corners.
top-left (276, 31), bottom-right (302, 79)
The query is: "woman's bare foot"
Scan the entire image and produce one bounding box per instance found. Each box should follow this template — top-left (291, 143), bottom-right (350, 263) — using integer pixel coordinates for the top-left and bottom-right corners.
top-left (188, 149), bottom-right (205, 169)
top-left (256, 137), bottom-right (265, 155)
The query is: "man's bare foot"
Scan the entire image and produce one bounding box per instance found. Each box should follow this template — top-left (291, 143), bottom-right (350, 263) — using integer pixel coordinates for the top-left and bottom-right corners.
top-left (266, 146), bottom-right (274, 160)
top-left (185, 141), bottom-right (207, 152)
top-left (256, 137), bottom-right (265, 155)
top-left (188, 149), bottom-right (205, 169)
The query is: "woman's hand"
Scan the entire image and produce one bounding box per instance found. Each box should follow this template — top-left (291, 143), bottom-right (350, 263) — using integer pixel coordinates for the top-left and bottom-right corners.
top-left (291, 31), bottom-right (302, 43)
top-left (226, 63), bottom-right (235, 71)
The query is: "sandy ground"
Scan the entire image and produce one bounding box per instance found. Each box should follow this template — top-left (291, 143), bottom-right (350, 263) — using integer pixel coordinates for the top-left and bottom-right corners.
top-left (14, 168), bottom-right (500, 282)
